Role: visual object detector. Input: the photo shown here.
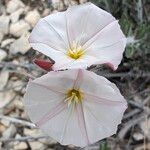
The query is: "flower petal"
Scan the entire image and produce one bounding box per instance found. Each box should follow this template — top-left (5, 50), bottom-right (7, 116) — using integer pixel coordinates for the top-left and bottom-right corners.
top-left (23, 70), bottom-right (89, 147)
top-left (66, 2), bottom-right (115, 46)
top-left (23, 81), bottom-right (66, 124)
top-left (29, 11), bottom-right (68, 52)
top-left (85, 39), bottom-right (126, 70)
top-left (82, 21), bottom-right (125, 49)
top-left (80, 70), bottom-right (127, 104)
top-left (23, 69), bottom-right (127, 147)
top-left (29, 3), bottom-right (126, 70)
top-left (76, 103), bottom-right (90, 145)
top-left (73, 69), bottom-right (84, 89)
top-left (40, 103), bottom-right (87, 147)
top-left (29, 11), bottom-right (75, 69)
top-left (57, 55), bottom-right (99, 70)
top-left (81, 100), bottom-right (126, 143)
top-left (36, 100), bottom-right (67, 127)
top-left (76, 70), bottom-right (127, 143)
top-left (84, 21), bottom-right (126, 70)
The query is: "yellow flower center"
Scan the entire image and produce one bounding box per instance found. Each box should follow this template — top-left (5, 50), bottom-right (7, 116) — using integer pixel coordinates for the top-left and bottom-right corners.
top-left (65, 89), bottom-right (83, 106)
top-left (66, 42), bottom-right (85, 60)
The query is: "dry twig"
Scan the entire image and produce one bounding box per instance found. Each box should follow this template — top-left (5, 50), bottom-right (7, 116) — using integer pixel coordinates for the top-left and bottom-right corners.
top-left (0, 115), bottom-right (36, 128)
top-left (0, 135), bottom-right (49, 142)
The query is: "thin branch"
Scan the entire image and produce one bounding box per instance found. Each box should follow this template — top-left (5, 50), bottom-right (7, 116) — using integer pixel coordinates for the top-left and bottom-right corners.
top-left (0, 84), bottom-right (25, 92)
top-left (3, 86), bottom-right (25, 108)
top-left (97, 72), bottom-right (150, 78)
top-left (0, 136), bottom-right (49, 142)
top-left (123, 109), bottom-right (140, 120)
top-left (0, 62), bottom-right (35, 70)
top-left (0, 115), bottom-right (36, 128)
top-left (2, 61), bottom-right (150, 78)
top-left (137, 0), bottom-right (143, 23)
top-left (124, 95), bottom-right (150, 120)
top-left (8, 70), bottom-right (36, 79)
top-left (118, 113), bottom-right (148, 140)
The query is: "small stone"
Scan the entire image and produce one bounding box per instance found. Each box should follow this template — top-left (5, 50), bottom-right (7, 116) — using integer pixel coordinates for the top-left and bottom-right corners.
top-left (2, 124), bottom-right (17, 139)
top-left (39, 137), bottom-right (57, 145)
top-left (0, 15), bottom-right (10, 35)
top-left (64, 0), bottom-right (78, 6)
top-left (0, 70), bottom-right (9, 90)
top-left (0, 90), bottom-right (15, 108)
top-left (13, 134), bottom-right (21, 147)
top-left (52, 0), bottom-right (64, 11)
top-left (140, 119), bottom-right (150, 139)
top-left (1, 119), bottom-right (10, 127)
top-left (10, 20), bottom-right (30, 37)
top-left (42, 8), bottom-right (51, 17)
top-left (0, 32), bottom-right (4, 42)
top-left (13, 80), bottom-right (24, 92)
top-left (14, 99), bottom-right (23, 109)
top-left (71, 0), bottom-right (78, 5)
top-left (0, 49), bottom-right (7, 62)
top-left (24, 6), bottom-right (30, 14)
top-left (29, 141), bottom-right (45, 150)
top-left (21, 111), bottom-right (28, 119)
top-left (24, 128), bottom-right (42, 136)
top-left (15, 134), bottom-right (21, 139)
top-left (0, 123), bottom-right (6, 133)
top-left (25, 10), bottom-right (41, 27)
top-left (52, 10), bottom-right (58, 14)
top-left (1, 38), bottom-right (15, 48)
top-left (10, 8), bottom-right (24, 23)
top-left (79, 0), bottom-right (87, 4)
top-left (134, 143), bottom-right (150, 150)
top-left (10, 32), bottom-right (31, 54)
top-left (133, 132), bottom-right (144, 141)
top-left (0, 3), bottom-right (6, 15)
top-left (6, 0), bottom-right (25, 14)
top-left (14, 142), bottom-right (28, 150)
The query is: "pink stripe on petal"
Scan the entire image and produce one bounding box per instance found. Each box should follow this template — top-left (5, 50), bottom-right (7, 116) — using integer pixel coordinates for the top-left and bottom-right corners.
top-left (65, 12), bottom-right (71, 49)
top-left (84, 92), bottom-right (126, 106)
top-left (82, 20), bottom-right (117, 49)
top-left (43, 19), bottom-right (68, 48)
top-left (65, 10), bottom-right (75, 46)
top-left (76, 103), bottom-right (90, 145)
top-left (73, 69), bottom-right (83, 89)
top-left (30, 41), bottom-right (65, 53)
top-left (36, 101), bottom-right (67, 127)
top-left (60, 103), bottom-right (74, 143)
top-left (32, 82), bottom-right (65, 94)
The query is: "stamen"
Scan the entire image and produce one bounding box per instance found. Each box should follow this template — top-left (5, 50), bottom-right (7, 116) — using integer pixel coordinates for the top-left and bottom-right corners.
top-left (65, 89), bottom-right (83, 106)
top-left (67, 42), bottom-right (85, 60)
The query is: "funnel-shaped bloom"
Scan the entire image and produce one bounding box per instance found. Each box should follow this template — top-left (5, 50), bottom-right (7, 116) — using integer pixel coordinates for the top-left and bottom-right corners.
top-left (23, 69), bottom-right (127, 147)
top-left (29, 3), bottom-right (126, 71)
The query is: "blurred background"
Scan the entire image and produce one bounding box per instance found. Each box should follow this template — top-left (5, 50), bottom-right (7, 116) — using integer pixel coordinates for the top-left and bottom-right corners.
top-left (0, 0), bottom-right (149, 149)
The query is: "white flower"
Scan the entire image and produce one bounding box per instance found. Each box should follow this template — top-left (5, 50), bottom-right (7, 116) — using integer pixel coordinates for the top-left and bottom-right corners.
top-left (23, 69), bottom-right (127, 147)
top-left (29, 2), bottom-right (126, 71)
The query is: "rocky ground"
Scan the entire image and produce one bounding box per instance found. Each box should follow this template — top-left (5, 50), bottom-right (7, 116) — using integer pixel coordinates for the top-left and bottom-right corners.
top-left (0, 0), bottom-right (149, 150)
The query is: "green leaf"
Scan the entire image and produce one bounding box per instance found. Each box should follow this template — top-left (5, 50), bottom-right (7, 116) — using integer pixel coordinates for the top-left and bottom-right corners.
top-left (99, 141), bottom-right (110, 150)
top-left (135, 24), bottom-right (150, 39)
top-left (125, 46), bottom-right (135, 58)
top-left (120, 14), bottom-right (134, 36)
